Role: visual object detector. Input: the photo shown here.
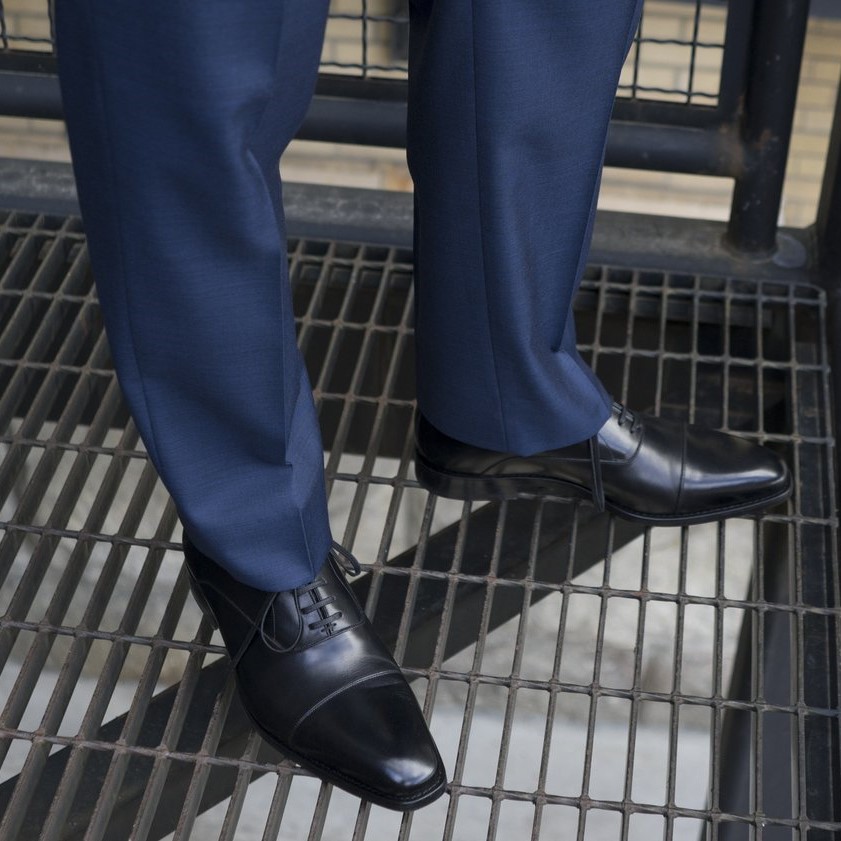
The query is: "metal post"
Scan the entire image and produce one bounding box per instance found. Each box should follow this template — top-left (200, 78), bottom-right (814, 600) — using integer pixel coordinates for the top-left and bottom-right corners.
top-left (816, 65), bottom-right (841, 284)
top-left (716, 522), bottom-right (796, 841)
top-left (726, 0), bottom-right (811, 257)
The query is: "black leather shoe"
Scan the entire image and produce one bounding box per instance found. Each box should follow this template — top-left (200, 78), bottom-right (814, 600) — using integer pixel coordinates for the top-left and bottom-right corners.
top-left (182, 535), bottom-right (447, 811)
top-left (415, 403), bottom-right (792, 526)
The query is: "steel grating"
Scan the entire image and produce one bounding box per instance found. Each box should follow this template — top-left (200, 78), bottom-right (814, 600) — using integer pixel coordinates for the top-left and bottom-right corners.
top-left (0, 210), bottom-right (835, 840)
top-left (0, 0), bottom-right (725, 106)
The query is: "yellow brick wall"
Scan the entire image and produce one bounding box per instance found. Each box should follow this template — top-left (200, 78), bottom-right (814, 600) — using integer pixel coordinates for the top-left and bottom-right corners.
top-left (1, 0), bottom-right (51, 46)
top-left (782, 19), bottom-right (841, 225)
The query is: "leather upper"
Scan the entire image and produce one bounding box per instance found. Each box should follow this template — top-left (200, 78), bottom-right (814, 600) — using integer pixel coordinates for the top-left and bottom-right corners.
top-left (183, 537), bottom-right (446, 807)
top-left (416, 403), bottom-right (791, 518)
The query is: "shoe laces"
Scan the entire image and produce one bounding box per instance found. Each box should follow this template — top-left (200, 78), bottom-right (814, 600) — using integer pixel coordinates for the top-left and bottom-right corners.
top-left (587, 437), bottom-right (606, 512)
top-left (615, 402), bottom-right (642, 434)
top-left (233, 543), bottom-right (363, 663)
top-left (280, 542), bottom-right (362, 639)
top-left (330, 541), bottom-right (362, 576)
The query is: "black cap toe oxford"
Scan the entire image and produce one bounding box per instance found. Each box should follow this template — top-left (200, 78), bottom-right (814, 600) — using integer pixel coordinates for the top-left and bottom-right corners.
top-left (415, 403), bottom-right (791, 525)
top-left (183, 536), bottom-right (447, 811)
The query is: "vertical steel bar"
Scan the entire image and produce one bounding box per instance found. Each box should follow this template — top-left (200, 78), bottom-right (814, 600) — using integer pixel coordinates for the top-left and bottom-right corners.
top-left (717, 520), bottom-right (795, 841)
top-left (685, 0), bottom-right (704, 105)
top-left (575, 518), bottom-right (616, 841)
top-left (440, 503), bottom-right (507, 841)
top-left (304, 779), bottom-right (333, 841)
top-left (357, 411), bottom-right (417, 626)
top-left (725, 0), bottom-right (810, 256)
top-left (216, 732), bottom-right (264, 841)
top-left (0, 3), bottom-right (8, 51)
top-left (815, 65), bottom-right (841, 284)
top-left (530, 508), bottom-right (581, 841)
top-left (361, 0), bottom-right (369, 79)
top-left (664, 528), bottom-right (689, 832)
top-left (484, 505), bottom-right (543, 839)
top-left (258, 775), bottom-right (294, 841)
top-left (716, 0), bottom-right (757, 120)
top-left (619, 529), bottom-right (648, 841)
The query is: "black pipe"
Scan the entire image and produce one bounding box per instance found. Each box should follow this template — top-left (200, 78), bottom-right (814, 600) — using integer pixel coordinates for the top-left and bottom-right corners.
top-left (815, 65), bottom-right (841, 284)
top-left (0, 67), bottom-right (743, 177)
top-left (717, 522), bottom-right (795, 841)
top-left (725, 0), bottom-right (811, 257)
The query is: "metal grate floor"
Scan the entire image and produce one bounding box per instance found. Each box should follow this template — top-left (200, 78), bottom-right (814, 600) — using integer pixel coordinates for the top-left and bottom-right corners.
top-left (0, 210), bottom-right (837, 840)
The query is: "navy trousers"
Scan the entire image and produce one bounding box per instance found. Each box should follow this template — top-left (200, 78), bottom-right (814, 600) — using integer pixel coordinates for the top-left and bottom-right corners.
top-left (55, 0), bottom-right (642, 590)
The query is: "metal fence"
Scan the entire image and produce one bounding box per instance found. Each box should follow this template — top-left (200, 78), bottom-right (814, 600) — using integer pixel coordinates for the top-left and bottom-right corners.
top-left (0, 0), bottom-right (815, 254)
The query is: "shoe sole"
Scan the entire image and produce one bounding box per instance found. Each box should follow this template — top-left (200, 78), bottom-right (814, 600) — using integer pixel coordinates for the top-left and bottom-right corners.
top-left (186, 573), bottom-right (448, 812)
top-left (414, 452), bottom-right (793, 527)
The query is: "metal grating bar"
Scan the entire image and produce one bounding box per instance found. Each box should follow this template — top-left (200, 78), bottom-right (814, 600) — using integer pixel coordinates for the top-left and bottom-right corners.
top-left (0, 215), bottom-right (836, 840)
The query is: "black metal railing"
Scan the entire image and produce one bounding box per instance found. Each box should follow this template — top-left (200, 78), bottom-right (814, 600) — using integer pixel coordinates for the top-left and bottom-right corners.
top-left (0, 0), bottom-right (816, 256)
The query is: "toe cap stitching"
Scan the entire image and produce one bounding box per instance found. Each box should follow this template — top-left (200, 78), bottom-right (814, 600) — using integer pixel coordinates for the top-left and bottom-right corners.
top-left (287, 668), bottom-right (405, 742)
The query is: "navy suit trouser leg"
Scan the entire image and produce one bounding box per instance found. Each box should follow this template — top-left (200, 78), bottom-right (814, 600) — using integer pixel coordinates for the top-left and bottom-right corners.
top-left (409, 0), bottom-right (642, 454)
top-left (55, 0), bottom-right (641, 590)
top-left (55, 1), bottom-right (333, 590)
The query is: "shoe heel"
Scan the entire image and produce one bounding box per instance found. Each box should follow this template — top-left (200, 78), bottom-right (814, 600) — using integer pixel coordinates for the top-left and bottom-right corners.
top-left (415, 456), bottom-right (513, 501)
top-left (187, 570), bottom-right (219, 629)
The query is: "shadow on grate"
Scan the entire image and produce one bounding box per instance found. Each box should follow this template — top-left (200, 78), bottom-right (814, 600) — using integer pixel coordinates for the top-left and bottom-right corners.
top-left (0, 213), bottom-right (836, 840)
